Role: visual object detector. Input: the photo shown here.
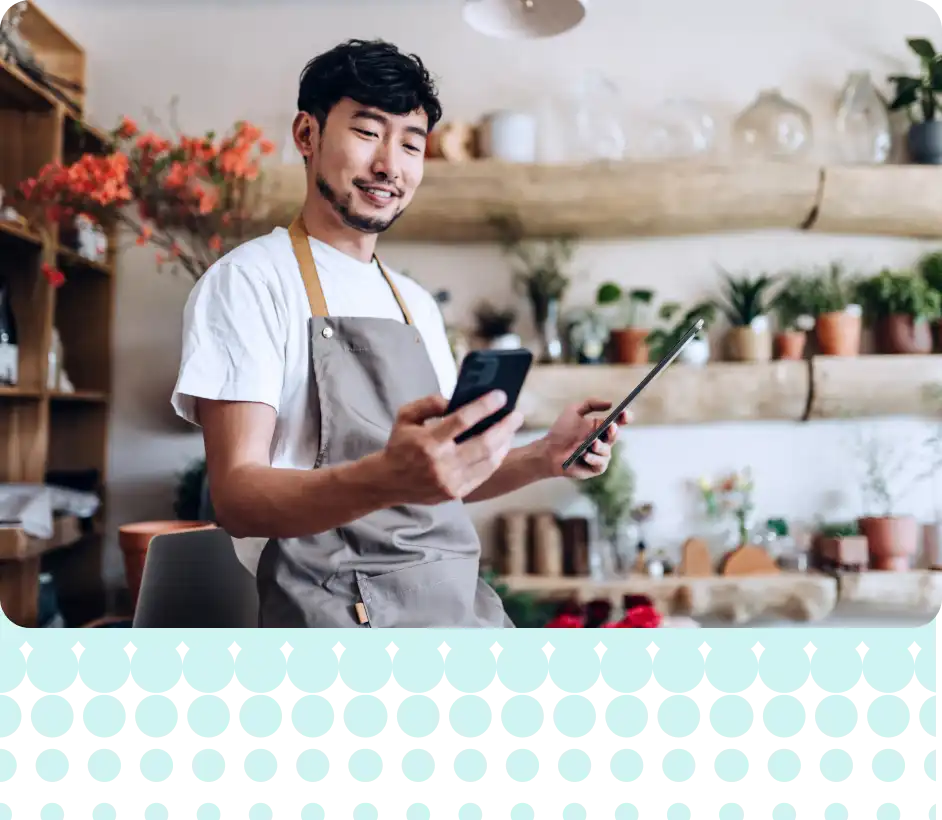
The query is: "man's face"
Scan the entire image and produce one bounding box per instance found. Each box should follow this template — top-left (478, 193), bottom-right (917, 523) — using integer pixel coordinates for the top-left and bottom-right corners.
top-left (296, 97), bottom-right (428, 234)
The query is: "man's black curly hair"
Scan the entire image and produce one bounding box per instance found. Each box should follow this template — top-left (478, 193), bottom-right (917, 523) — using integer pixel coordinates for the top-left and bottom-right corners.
top-left (298, 39), bottom-right (443, 133)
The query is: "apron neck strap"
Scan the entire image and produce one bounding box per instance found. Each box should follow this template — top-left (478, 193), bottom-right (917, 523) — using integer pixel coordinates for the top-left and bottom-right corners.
top-left (288, 215), bottom-right (414, 325)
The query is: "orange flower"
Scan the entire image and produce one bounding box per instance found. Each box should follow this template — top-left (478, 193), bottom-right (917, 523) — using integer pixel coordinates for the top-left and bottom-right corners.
top-left (135, 224), bottom-right (153, 246)
top-left (259, 139), bottom-right (275, 155)
top-left (41, 263), bottom-right (65, 288)
top-left (208, 234), bottom-right (222, 252)
top-left (116, 117), bottom-right (139, 139)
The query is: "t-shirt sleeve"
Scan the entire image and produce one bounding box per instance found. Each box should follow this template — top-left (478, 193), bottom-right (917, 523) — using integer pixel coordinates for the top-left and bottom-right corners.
top-left (418, 292), bottom-right (459, 400)
top-left (171, 260), bottom-right (286, 426)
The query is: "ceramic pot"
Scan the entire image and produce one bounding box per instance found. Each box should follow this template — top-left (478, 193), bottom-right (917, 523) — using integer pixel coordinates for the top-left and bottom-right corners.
top-left (610, 327), bottom-right (649, 364)
top-left (725, 326), bottom-right (772, 362)
top-left (119, 520), bottom-right (216, 607)
top-left (679, 336), bottom-right (711, 367)
top-left (774, 330), bottom-right (806, 360)
top-left (922, 522), bottom-right (942, 569)
top-left (815, 311), bottom-right (861, 356)
top-left (859, 515), bottom-right (918, 571)
top-left (873, 315), bottom-right (933, 354)
top-left (908, 121), bottom-right (942, 165)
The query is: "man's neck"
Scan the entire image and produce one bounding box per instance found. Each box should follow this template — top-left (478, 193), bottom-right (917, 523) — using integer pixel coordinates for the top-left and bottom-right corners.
top-left (300, 198), bottom-right (378, 263)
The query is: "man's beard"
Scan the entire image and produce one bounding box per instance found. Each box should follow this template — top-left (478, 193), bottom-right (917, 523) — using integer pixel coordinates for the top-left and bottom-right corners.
top-left (315, 174), bottom-right (405, 235)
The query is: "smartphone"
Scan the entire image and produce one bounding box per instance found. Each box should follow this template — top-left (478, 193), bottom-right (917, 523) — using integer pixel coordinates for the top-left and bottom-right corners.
top-left (446, 348), bottom-right (534, 444)
top-left (561, 318), bottom-right (706, 472)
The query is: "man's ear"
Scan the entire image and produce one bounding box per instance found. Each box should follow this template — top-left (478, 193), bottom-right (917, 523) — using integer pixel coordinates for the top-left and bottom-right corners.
top-left (292, 111), bottom-right (319, 160)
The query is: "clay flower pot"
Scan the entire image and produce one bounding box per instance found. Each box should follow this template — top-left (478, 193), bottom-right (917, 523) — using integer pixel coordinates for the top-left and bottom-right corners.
top-left (774, 330), bottom-right (806, 360)
top-left (119, 520), bottom-right (216, 606)
top-left (815, 311), bottom-right (861, 356)
top-left (610, 327), bottom-right (649, 364)
top-left (873, 315), bottom-right (933, 354)
top-left (859, 515), bottom-right (918, 571)
top-left (725, 326), bottom-right (772, 362)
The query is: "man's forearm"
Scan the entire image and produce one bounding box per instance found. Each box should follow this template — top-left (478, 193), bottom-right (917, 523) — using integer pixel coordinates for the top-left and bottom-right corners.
top-left (212, 453), bottom-right (400, 540)
top-left (463, 441), bottom-right (554, 503)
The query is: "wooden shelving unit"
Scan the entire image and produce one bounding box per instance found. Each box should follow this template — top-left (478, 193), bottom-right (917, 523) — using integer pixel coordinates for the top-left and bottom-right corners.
top-left (517, 355), bottom-right (942, 430)
top-left (0, 1), bottom-right (115, 628)
top-left (253, 159), bottom-right (942, 242)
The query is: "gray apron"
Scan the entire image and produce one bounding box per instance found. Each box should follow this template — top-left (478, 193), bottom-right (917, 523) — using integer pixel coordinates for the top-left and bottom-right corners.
top-left (255, 215), bottom-right (513, 629)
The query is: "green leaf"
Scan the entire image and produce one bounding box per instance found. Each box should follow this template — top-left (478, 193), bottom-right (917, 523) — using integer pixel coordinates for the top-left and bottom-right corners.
top-left (597, 282), bottom-right (622, 305)
top-left (909, 38), bottom-right (937, 61)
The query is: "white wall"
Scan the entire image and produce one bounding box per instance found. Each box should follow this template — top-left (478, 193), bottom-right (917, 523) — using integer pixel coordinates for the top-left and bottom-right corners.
top-left (37, 0), bottom-right (942, 583)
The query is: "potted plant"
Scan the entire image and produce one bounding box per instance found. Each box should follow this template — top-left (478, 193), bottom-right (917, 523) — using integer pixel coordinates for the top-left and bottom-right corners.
top-left (805, 262), bottom-right (863, 357)
top-left (769, 274), bottom-right (816, 360)
top-left (473, 302), bottom-right (520, 350)
top-left (494, 217), bottom-right (573, 364)
top-left (855, 268), bottom-right (941, 354)
top-left (596, 284), bottom-right (655, 364)
top-left (919, 383), bottom-right (942, 569)
top-left (916, 250), bottom-right (942, 350)
top-left (645, 300), bottom-right (717, 367)
top-left (712, 271), bottom-right (776, 362)
top-left (853, 427), bottom-right (922, 570)
top-left (812, 521), bottom-right (869, 571)
top-left (888, 37), bottom-right (942, 164)
top-left (577, 439), bottom-right (636, 578)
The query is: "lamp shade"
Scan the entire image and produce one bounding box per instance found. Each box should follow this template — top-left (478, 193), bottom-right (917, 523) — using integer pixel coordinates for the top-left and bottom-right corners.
top-left (462, 0), bottom-right (587, 39)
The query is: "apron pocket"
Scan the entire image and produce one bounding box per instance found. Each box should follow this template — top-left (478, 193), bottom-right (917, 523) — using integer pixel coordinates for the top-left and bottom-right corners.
top-left (355, 558), bottom-right (503, 628)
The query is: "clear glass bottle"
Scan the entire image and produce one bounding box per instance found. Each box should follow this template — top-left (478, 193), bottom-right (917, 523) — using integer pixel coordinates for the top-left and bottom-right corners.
top-left (732, 88), bottom-right (813, 160)
top-left (834, 71), bottom-right (891, 164)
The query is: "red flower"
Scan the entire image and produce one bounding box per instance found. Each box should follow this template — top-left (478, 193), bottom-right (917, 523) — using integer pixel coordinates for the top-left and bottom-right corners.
top-left (41, 264), bottom-right (65, 288)
top-left (545, 614), bottom-right (584, 628)
top-left (616, 605), bottom-right (662, 629)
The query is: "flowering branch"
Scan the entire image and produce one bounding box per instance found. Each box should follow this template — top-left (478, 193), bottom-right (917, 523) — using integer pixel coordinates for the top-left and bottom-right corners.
top-left (15, 113), bottom-right (274, 287)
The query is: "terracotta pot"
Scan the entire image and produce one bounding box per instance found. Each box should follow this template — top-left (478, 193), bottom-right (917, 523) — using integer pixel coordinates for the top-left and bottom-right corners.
top-left (119, 520), bottom-right (216, 607)
top-left (923, 522), bottom-right (942, 569)
top-left (815, 311), bottom-right (861, 356)
top-left (873, 315), bottom-right (933, 354)
top-left (859, 515), bottom-right (918, 571)
top-left (610, 327), bottom-right (649, 364)
top-left (774, 330), bottom-right (806, 360)
top-left (725, 326), bottom-right (772, 362)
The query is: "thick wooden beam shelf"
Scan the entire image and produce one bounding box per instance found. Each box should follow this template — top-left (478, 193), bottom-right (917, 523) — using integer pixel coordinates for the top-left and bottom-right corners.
top-left (253, 160), bottom-right (942, 242)
top-left (498, 572), bottom-right (839, 623)
top-left (0, 515), bottom-right (83, 561)
top-left (0, 220), bottom-right (43, 248)
top-left (519, 355), bottom-right (942, 429)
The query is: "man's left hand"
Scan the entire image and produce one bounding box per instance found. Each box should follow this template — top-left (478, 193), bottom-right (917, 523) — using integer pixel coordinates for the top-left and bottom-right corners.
top-left (536, 399), bottom-right (632, 480)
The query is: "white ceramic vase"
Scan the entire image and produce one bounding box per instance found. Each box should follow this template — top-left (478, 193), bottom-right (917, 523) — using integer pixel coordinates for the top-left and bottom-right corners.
top-left (679, 337), bottom-right (711, 367)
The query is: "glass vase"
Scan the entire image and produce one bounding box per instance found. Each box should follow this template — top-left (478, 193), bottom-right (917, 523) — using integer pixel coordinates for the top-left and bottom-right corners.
top-left (834, 71), bottom-right (891, 164)
top-left (534, 296), bottom-right (563, 363)
top-left (732, 88), bottom-right (813, 160)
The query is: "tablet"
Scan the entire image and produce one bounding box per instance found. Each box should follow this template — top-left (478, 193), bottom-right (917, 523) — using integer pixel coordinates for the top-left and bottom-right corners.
top-left (561, 318), bottom-right (705, 472)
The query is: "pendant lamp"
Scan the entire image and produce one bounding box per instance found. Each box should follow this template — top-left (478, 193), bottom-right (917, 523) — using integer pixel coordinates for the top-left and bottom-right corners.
top-left (462, 0), bottom-right (587, 39)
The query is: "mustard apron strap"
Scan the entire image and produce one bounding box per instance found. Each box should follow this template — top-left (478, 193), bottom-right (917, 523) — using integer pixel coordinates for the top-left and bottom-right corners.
top-left (288, 215), bottom-right (329, 317)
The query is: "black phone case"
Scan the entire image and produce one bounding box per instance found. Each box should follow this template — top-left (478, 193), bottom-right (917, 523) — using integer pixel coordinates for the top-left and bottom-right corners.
top-left (447, 349), bottom-right (533, 444)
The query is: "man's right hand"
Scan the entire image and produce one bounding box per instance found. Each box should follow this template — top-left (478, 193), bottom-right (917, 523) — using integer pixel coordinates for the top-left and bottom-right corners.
top-left (378, 390), bottom-right (524, 505)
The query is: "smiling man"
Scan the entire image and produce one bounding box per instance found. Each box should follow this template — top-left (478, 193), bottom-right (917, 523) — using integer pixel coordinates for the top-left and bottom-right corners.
top-left (171, 39), bottom-right (628, 629)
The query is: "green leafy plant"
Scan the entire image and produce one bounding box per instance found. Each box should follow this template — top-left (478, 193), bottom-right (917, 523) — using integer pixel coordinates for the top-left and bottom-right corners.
top-left (817, 521), bottom-right (860, 538)
top-left (577, 439), bottom-right (636, 541)
top-left (770, 274), bottom-right (817, 331)
top-left (855, 268), bottom-right (942, 320)
top-left (888, 37), bottom-right (942, 122)
top-left (917, 250), bottom-right (942, 294)
top-left (490, 214), bottom-right (573, 323)
top-left (473, 302), bottom-right (516, 339)
top-left (713, 270), bottom-right (776, 326)
top-left (646, 300), bottom-right (716, 360)
top-left (596, 283), bottom-right (656, 327)
top-left (803, 262), bottom-right (861, 315)
top-left (174, 457), bottom-right (207, 521)
top-left (479, 568), bottom-right (557, 628)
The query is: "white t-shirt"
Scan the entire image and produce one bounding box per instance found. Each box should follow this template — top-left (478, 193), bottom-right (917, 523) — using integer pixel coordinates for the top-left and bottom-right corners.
top-left (171, 226), bottom-right (459, 473)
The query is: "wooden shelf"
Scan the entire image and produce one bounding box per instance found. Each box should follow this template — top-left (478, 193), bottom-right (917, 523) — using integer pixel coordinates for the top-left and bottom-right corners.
top-left (519, 355), bottom-right (942, 430)
top-left (0, 6), bottom-right (115, 628)
top-left (498, 572), bottom-right (839, 623)
top-left (0, 515), bottom-right (84, 561)
top-left (520, 360), bottom-right (810, 429)
top-left (253, 159), bottom-right (942, 242)
top-left (56, 247), bottom-right (112, 275)
top-left (0, 219), bottom-right (43, 249)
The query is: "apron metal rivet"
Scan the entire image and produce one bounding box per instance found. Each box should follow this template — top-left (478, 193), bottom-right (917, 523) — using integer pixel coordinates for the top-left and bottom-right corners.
top-left (322, 327), bottom-right (333, 339)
